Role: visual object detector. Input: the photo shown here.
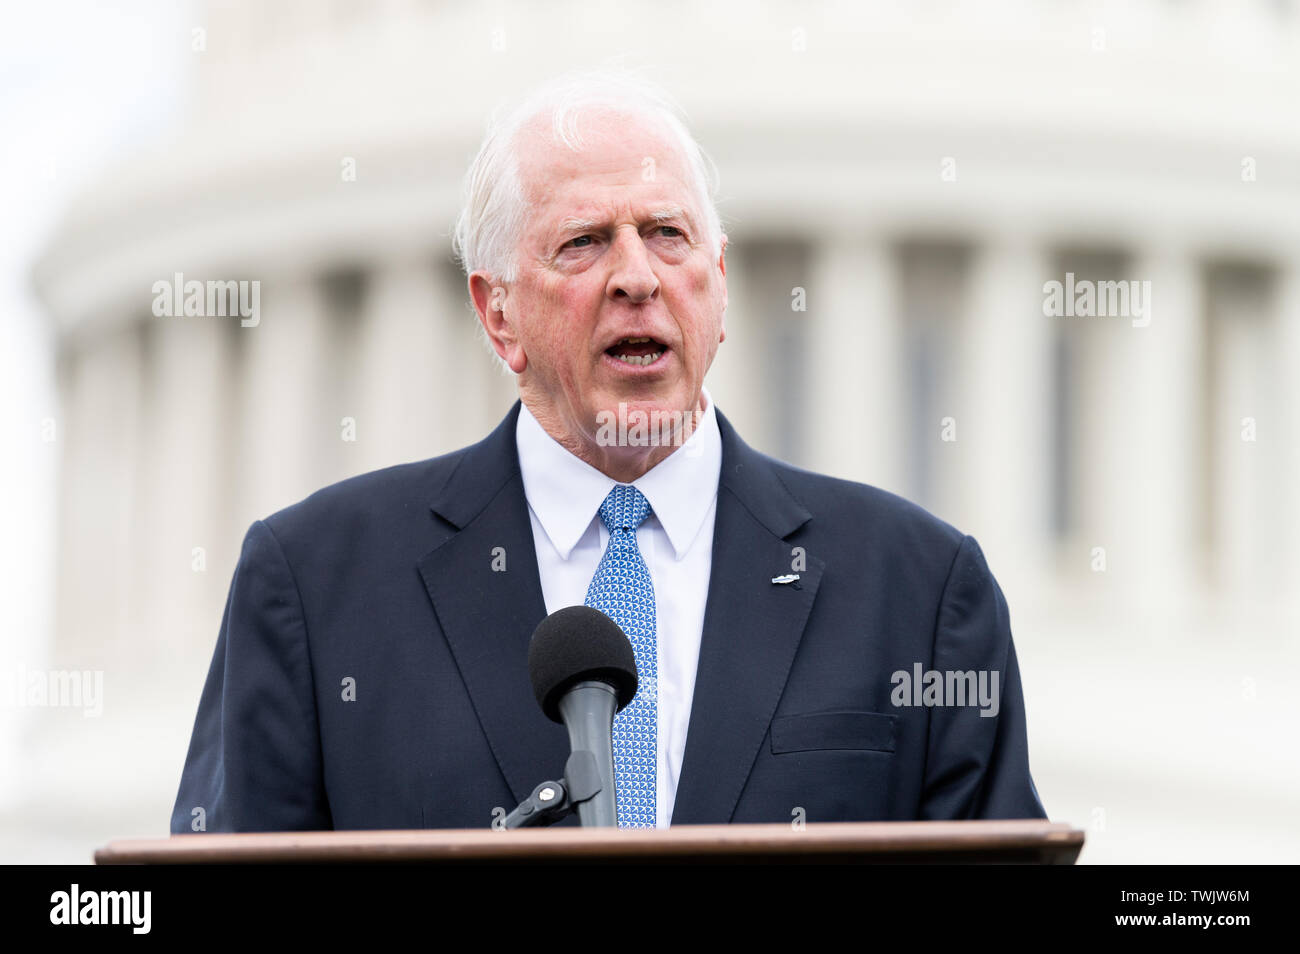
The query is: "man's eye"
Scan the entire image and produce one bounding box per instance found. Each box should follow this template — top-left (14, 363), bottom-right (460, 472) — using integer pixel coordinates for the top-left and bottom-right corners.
top-left (567, 235), bottom-right (594, 248)
top-left (658, 226), bottom-right (683, 238)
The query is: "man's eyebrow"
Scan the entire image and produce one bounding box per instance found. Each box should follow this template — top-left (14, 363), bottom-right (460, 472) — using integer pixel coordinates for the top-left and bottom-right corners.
top-left (553, 206), bottom-right (691, 235)
top-left (649, 205), bottom-right (687, 223)
top-left (557, 216), bottom-right (599, 234)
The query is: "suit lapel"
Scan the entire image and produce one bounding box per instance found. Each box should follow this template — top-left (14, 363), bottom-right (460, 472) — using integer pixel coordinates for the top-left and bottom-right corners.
top-left (671, 411), bottom-right (825, 824)
top-left (416, 402), bottom-right (569, 807)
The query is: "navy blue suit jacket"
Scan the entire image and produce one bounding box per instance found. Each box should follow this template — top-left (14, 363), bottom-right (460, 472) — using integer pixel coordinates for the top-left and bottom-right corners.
top-left (171, 402), bottom-right (1046, 832)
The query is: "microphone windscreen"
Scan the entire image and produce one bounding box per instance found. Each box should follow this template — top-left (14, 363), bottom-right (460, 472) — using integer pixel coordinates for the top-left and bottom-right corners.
top-left (528, 606), bottom-right (638, 722)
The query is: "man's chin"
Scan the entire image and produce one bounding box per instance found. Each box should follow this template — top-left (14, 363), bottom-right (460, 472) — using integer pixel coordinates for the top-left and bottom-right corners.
top-left (590, 394), bottom-right (703, 453)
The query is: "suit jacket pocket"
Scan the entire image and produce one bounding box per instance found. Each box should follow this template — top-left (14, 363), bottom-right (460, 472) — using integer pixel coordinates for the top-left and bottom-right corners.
top-left (770, 710), bottom-right (898, 754)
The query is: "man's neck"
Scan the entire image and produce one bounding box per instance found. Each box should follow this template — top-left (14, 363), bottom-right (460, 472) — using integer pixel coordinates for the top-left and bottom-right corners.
top-left (521, 393), bottom-right (708, 483)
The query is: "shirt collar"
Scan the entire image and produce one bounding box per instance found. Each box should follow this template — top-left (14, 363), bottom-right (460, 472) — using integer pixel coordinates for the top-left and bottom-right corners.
top-left (515, 388), bottom-right (722, 561)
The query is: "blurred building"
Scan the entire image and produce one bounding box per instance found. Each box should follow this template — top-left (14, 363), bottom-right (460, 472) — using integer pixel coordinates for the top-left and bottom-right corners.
top-left (23, 0), bottom-right (1300, 861)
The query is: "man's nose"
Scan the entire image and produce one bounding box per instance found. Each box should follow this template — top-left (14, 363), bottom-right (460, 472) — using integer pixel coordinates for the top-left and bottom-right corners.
top-left (605, 228), bottom-right (660, 303)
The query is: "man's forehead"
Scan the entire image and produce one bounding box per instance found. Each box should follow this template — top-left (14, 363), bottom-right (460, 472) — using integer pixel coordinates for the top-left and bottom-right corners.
top-left (516, 105), bottom-right (680, 157)
top-left (517, 143), bottom-right (699, 238)
top-left (516, 111), bottom-right (693, 192)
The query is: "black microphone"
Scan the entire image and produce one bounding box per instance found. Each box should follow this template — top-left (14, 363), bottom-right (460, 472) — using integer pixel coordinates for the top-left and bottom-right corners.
top-left (528, 606), bottom-right (638, 827)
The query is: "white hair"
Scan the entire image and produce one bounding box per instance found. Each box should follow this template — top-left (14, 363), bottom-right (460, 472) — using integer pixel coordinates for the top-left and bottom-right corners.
top-left (451, 68), bottom-right (725, 285)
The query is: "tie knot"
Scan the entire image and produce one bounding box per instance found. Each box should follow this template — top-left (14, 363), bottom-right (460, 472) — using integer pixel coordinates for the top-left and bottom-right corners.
top-left (598, 484), bottom-right (651, 534)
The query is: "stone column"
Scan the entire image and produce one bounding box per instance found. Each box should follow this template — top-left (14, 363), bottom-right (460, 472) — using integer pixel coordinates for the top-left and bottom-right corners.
top-left (956, 239), bottom-right (1054, 588)
top-left (703, 242), bottom-right (771, 449)
top-left (130, 315), bottom-right (235, 668)
top-left (53, 323), bottom-right (145, 672)
top-left (233, 272), bottom-right (332, 530)
top-left (1127, 248), bottom-right (1203, 606)
top-left (806, 236), bottom-right (903, 489)
top-left (1208, 268), bottom-right (1278, 602)
top-left (1277, 259), bottom-right (1300, 608)
top-left (352, 254), bottom-right (453, 472)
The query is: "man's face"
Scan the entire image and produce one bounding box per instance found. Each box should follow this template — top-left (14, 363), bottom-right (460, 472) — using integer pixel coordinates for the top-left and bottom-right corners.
top-left (471, 109), bottom-right (727, 472)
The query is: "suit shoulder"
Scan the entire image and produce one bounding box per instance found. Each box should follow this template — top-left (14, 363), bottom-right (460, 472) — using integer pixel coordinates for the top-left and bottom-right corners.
top-left (766, 457), bottom-right (967, 552)
top-left (260, 445), bottom-right (472, 541)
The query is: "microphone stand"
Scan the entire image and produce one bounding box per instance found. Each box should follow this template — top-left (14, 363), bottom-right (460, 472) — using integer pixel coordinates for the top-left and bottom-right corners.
top-left (502, 680), bottom-right (619, 829)
top-left (502, 751), bottom-right (603, 829)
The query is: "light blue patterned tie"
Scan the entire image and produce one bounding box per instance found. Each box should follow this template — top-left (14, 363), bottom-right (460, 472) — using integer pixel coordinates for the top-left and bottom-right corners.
top-left (584, 484), bottom-right (657, 828)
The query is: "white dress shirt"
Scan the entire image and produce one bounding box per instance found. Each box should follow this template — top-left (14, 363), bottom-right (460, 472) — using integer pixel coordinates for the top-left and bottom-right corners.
top-left (515, 390), bottom-right (722, 828)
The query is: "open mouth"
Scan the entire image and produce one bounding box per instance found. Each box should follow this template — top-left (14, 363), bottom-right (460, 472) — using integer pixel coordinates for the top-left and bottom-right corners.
top-left (604, 336), bottom-right (668, 367)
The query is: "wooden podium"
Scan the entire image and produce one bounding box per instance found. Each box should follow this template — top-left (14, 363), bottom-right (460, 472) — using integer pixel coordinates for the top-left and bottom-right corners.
top-left (96, 820), bottom-right (1083, 864)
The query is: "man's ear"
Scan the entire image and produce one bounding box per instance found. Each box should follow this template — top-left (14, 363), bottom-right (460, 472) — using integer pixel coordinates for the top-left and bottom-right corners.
top-left (717, 234), bottom-right (728, 343)
top-left (469, 272), bottom-right (527, 373)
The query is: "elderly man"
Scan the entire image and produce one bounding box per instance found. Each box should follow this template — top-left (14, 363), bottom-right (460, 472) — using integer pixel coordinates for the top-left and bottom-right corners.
top-left (171, 72), bottom-right (1046, 833)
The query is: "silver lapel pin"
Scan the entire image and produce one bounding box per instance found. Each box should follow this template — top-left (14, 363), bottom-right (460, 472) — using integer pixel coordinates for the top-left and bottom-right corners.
top-left (771, 574), bottom-right (800, 585)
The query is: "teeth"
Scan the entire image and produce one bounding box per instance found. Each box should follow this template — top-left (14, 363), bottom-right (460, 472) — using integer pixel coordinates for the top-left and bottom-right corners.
top-left (619, 337), bottom-right (652, 345)
top-left (613, 350), bottom-right (665, 367)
